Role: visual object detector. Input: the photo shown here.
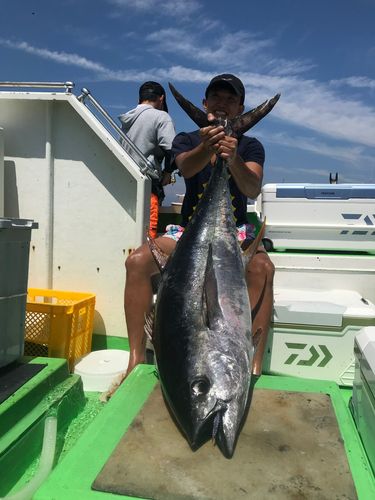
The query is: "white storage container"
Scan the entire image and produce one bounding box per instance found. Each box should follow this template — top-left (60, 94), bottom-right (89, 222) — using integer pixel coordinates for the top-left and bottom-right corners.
top-left (263, 288), bottom-right (375, 386)
top-left (73, 349), bottom-right (130, 392)
top-left (0, 218), bottom-right (38, 368)
top-left (260, 183), bottom-right (375, 253)
top-left (352, 327), bottom-right (375, 474)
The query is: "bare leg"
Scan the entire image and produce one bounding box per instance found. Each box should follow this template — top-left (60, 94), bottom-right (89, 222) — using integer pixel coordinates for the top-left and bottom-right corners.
top-left (124, 236), bottom-right (176, 377)
top-left (245, 248), bottom-right (275, 375)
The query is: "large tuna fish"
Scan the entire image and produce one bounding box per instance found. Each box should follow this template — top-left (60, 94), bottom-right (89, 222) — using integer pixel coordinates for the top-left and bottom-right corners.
top-left (147, 85), bottom-right (280, 458)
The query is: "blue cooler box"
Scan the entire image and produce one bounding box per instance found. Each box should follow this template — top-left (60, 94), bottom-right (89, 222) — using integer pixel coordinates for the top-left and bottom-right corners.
top-left (260, 183), bottom-right (375, 253)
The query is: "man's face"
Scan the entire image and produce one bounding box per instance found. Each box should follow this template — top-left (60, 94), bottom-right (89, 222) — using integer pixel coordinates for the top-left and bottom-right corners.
top-left (203, 87), bottom-right (244, 120)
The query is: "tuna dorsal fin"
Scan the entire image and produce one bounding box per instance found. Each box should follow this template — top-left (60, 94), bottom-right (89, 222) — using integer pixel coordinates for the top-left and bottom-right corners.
top-left (169, 83), bottom-right (210, 129)
top-left (169, 82), bottom-right (280, 138)
top-left (242, 219), bottom-right (266, 269)
top-left (146, 227), bottom-right (169, 273)
top-left (203, 244), bottom-right (223, 328)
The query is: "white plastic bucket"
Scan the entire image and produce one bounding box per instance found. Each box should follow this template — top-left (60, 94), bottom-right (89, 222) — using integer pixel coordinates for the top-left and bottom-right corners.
top-left (73, 349), bottom-right (129, 392)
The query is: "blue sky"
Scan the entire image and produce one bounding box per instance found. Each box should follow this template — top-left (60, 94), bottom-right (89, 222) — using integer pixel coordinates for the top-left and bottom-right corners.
top-left (1, 0), bottom-right (375, 205)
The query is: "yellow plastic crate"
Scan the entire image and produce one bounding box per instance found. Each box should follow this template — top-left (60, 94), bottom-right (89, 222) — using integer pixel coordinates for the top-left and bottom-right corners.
top-left (24, 288), bottom-right (96, 371)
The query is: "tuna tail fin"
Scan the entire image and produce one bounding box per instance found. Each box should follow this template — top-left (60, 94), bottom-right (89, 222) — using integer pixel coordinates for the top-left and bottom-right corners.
top-left (169, 83), bottom-right (210, 129)
top-left (203, 243), bottom-right (223, 328)
top-left (169, 82), bottom-right (280, 138)
top-left (230, 94), bottom-right (281, 138)
top-left (242, 218), bottom-right (266, 269)
top-left (146, 227), bottom-right (169, 273)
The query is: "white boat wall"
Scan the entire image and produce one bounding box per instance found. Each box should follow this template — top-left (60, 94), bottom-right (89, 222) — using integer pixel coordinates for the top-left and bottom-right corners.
top-left (0, 86), bottom-right (152, 337)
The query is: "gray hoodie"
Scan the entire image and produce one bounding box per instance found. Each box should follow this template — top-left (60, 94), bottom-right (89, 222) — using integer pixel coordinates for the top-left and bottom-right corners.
top-left (118, 104), bottom-right (175, 180)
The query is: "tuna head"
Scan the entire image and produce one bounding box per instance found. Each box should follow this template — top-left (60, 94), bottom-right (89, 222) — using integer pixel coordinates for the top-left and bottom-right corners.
top-left (163, 325), bottom-right (252, 459)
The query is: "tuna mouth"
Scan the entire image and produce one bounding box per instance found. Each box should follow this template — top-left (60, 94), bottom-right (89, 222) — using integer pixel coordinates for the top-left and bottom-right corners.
top-left (212, 410), bottom-right (222, 442)
top-left (210, 406), bottom-right (236, 459)
top-left (210, 400), bottom-right (240, 459)
top-left (189, 400), bottom-right (227, 450)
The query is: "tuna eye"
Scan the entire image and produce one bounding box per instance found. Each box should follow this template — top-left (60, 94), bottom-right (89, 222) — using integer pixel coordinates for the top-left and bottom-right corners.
top-left (191, 378), bottom-right (210, 396)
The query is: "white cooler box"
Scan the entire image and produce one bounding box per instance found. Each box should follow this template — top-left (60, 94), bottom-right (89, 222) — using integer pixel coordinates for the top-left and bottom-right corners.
top-left (351, 327), bottom-right (375, 474)
top-left (263, 288), bottom-right (375, 386)
top-left (259, 183), bottom-right (375, 253)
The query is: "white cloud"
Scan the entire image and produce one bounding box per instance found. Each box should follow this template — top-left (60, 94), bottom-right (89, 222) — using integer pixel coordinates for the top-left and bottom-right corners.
top-left (330, 76), bottom-right (375, 90)
top-left (0, 39), bottom-right (109, 73)
top-left (236, 73), bottom-right (375, 148)
top-left (266, 59), bottom-right (316, 76)
top-left (2, 37), bottom-right (375, 150)
top-left (64, 25), bottom-right (112, 50)
top-left (145, 29), bottom-right (274, 68)
top-left (259, 131), bottom-right (373, 164)
top-left (108, 0), bottom-right (201, 17)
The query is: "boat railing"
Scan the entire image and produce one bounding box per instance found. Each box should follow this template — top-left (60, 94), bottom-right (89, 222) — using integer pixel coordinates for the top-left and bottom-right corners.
top-left (0, 81), bottom-right (157, 179)
top-left (0, 81), bottom-right (75, 92)
top-left (77, 87), bottom-right (157, 179)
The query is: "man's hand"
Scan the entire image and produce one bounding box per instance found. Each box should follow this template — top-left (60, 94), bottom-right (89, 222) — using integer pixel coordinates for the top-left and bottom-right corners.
top-left (162, 170), bottom-right (172, 186)
top-left (217, 136), bottom-right (238, 165)
top-left (199, 122), bottom-right (238, 165)
top-left (198, 124), bottom-right (225, 153)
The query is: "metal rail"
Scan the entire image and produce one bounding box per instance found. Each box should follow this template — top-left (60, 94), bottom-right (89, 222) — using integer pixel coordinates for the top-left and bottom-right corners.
top-left (0, 81), bottom-right (75, 92)
top-left (77, 87), bottom-right (157, 178)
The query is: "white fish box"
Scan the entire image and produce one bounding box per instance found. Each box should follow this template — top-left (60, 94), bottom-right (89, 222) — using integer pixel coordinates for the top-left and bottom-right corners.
top-left (0, 218), bottom-right (38, 368)
top-left (260, 183), bottom-right (375, 253)
top-left (352, 327), bottom-right (375, 473)
top-left (263, 288), bottom-right (375, 386)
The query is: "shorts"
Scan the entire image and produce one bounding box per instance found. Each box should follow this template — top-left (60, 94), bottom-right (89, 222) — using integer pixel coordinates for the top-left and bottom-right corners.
top-left (149, 193), bottom-right (159, 239)
top-left (162, 222), bottom-right (257, 243)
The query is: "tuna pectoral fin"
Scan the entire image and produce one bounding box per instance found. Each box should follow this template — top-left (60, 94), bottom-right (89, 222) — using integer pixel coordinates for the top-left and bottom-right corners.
top-left (203, 244), bottom-right (223, 328)
top-left (147, 227), bottom-right (169, 273)
top-left (242, 218), bottom-right (266, 269)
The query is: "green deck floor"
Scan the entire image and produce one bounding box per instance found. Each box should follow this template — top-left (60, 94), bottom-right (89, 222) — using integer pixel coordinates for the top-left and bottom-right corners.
top-left (30, 366), bottom-right (375, 500)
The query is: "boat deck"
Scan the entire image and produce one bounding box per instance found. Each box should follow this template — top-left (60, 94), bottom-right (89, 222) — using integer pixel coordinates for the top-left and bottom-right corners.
top-left (15, 365), bottom-right (375, 500)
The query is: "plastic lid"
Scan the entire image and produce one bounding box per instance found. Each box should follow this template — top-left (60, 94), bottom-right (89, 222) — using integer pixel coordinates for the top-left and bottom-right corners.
top-left (273, 288), bottom-right (375, 327)
top-left (0, 217), bottom-right (38, 229)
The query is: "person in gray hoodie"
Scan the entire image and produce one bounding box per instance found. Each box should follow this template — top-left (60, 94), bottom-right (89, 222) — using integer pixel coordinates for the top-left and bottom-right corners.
top-left (118, 82), bottom-right (176, 238)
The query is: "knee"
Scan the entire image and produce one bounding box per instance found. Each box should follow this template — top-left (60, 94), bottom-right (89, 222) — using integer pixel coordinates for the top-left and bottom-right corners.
top-left (125, 248), bottom-right (148, 276)
top-left (247, 253), bottom-right (275, 284)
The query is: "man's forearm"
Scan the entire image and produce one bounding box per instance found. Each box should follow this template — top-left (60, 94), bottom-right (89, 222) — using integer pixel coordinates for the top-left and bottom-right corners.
top-left (176, 143), bottom-right (213, 179)
top-left (228, 155), bottom-right (262, 200)
top-left (163, 150), bottom-right (173, 173)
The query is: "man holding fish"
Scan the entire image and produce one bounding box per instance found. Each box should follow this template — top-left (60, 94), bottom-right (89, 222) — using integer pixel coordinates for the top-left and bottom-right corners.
top-left (123, 74), bottom-right (275, 380)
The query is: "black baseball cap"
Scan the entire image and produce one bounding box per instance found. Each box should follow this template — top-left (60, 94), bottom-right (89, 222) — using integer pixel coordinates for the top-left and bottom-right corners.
top-left (139, 81), bottom-right (168, 112)
top-left (205, 74), bottom-right (245, 105)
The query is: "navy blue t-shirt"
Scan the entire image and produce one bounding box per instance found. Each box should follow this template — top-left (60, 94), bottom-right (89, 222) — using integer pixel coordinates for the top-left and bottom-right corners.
top-left (171, 130), bottom-right (265, 228)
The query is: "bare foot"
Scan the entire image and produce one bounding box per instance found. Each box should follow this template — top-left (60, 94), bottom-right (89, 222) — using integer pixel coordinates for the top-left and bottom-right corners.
top-left (99, 356), bottom-right (144, 402)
